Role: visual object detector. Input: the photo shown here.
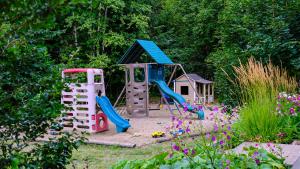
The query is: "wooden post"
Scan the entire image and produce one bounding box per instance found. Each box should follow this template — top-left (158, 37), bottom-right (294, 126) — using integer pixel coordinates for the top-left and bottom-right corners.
top-left (212, 84), bottom-right (214, 103)
top-left (193, 81), bottom-right (196, 103)
top-left (208, 84), bottom-right (210, 103)
top-left (173, 80), bottom-right (176, 92)
top-left (167, 65), bottom-right (178, 86)
top-left (203, 84), bottom-right (206, 104)
top-left (114, 86), bottom-right (125, 107)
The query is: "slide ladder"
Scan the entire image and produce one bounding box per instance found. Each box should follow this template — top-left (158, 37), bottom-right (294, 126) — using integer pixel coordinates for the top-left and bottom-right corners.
top-left (153, 80), bottom-right (204, 120)
top-left (96, 96), bottom-right (130, 133)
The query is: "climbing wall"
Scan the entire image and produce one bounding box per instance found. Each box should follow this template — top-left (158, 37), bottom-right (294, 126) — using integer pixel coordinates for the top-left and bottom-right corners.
top-left (125, 64), bottom-right (149, 117)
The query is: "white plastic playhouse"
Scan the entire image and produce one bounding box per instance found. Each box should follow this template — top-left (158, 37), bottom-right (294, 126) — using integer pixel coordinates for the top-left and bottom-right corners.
top-left (61, 68), bottom-right (108, 133)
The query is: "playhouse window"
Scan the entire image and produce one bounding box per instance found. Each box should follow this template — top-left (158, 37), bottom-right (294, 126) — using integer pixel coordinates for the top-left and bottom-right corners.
top-left (134, 68), bottom-right (145, 82)
top-left (181, 86), bottom-right (189, 95)
top-left (94, 75), bottom-right (102, 83)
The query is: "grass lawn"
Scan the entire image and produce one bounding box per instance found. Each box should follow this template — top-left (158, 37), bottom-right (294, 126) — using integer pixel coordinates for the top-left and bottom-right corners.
top-left (67, 142), bottom-right (171, 169)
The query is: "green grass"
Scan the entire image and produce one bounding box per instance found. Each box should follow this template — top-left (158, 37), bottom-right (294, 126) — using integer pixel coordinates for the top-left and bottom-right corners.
top-left (67, 143), bottom-right (170, 169)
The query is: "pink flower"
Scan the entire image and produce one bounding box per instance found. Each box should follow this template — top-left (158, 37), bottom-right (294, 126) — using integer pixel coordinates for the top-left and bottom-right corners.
top-left (213, 106), bottom-right (219, 112)
top-left (206, 132), bottom-right (211, 139)
top-left (172, 144), bottom-right (180, 151)
top-left (290, 107), bottom-right (295, 115)
top-left (198, 105), bottom-right (203, 110)
top-left (226, 159), bottom-right (230, 165)
top-left (213, 124), bottom-right (218, 132)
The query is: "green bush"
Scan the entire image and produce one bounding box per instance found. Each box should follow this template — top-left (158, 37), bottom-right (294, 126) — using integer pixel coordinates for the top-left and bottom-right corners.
top-left (0, 26), bottom-right (83, 168)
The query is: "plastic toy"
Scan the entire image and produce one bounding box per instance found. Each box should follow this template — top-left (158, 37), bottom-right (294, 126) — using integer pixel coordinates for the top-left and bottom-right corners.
top-left (61, 68), bottom-right (130, 133)
top-left (61, 68), bottom-right (108, 133)
top-left (152, 131), bottom-right (165, 138)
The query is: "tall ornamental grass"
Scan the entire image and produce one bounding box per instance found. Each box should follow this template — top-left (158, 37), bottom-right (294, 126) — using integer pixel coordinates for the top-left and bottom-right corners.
top-left (233, 58), bottom-right (297, 142)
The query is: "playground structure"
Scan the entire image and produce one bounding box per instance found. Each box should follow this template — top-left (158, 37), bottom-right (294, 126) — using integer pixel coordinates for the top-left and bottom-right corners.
top-left (61, 68), bottom-right (130, 133)
top-left (61, 39), bottom-right (205, 134)
top-left (174, 73), bottom-right (214, 104)
top-left (115, 40), bottom-right (205, 119)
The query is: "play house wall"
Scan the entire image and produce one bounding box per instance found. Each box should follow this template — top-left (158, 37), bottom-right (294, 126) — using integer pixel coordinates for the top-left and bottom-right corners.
top-left (174, 74), bottom-right (214, 104)
top-left (61, 68), bottom-right (108, 133)
top-left (173, 77), bottom-right (194, 103)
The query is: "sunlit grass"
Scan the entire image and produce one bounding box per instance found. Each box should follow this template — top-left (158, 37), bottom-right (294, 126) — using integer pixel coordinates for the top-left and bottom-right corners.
top-left (67, 143), bottom-right (170, 169)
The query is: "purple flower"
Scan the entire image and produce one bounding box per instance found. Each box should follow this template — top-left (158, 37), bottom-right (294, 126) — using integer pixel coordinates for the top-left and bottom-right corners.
top-left (183, 106), bottom-right (188, 112)
top-left (220, 140), bottom-right (224, 145)
top-left (227, 135), bottom-right (231, 140)
top-left (176, 120), bottom-right (183, 128)
top-left (186, 127), bottom-right (191, 133)
top-left (252, 151), bottom-right (259, 159)
top-left (226, 159), bottom-right (230, 165)
top-left (227, 126), bottom-right (231, 131)
top-left (223, 131), bottom-right (227, 135)
top-left (255, 159), bottom-right (260, 164)
top-left (191, 149), bottom-right (195, 155)
top-left (172, 144), bottom-right (180, 151)
top-left (212, 136), bottom-right (216, 142)
top-left (178, 120), bottom-right (183, 125)
top-left (183, 148), bottom-right (189, 155)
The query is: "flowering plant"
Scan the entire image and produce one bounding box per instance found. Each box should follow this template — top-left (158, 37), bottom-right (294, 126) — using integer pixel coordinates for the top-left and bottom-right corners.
top-left (274, 92), bottom-right (300, 143)
top-left (112, 104), bottom-right (287, 169)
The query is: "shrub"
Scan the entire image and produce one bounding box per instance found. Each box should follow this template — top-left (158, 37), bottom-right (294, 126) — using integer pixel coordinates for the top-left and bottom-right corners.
top-left (232, 58), bottom-right (297, 142)
top-left (0, 28), bottom-right (84, 168)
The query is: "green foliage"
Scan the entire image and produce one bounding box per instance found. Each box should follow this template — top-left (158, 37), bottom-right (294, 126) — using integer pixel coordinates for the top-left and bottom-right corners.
top-left (111, 145), bottom-right (287, 169)
top-left (150, 0), bottom-right (300, 105)
top-left (208, 0), bottom-right (300, 105)
top-left (1, 0), bottom-right (300, 167)
top-left (0, 23), bottom-right (83, 168)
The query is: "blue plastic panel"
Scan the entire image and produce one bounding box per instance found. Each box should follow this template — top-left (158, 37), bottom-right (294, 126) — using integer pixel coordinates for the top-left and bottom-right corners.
top-left (137, 40), bottom-right (173, 64)
top-left (118, 39), bottom-right (174, 64)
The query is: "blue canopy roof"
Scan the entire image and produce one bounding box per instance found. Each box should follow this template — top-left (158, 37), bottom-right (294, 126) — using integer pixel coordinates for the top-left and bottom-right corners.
top-left (118, 40), bottom-right (173, 64)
